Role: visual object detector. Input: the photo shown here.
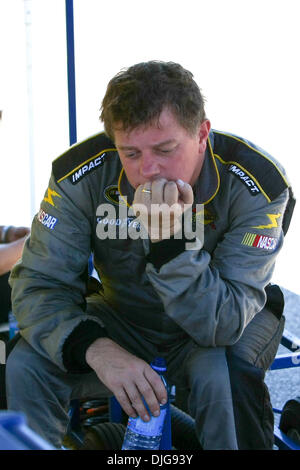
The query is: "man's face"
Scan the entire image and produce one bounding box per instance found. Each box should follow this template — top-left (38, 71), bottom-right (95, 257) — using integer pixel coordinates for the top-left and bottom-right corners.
top-left (113, 108), bottom-right (211, 189)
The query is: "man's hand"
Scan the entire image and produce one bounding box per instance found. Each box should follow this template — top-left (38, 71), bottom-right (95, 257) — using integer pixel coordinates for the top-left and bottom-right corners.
top-left (132, 178), bottom-right (194, 242)
top-left (6, 226), bottom-right (30, 243)
top-left (0, 236), bottom-right (28, 275)
top-left (85, 338), bottom-right (168, 421)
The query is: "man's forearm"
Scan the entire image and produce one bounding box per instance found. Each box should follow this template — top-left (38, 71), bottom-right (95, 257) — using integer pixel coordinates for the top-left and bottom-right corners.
top-left (0, 237), bottom-right (26, 275)
top-left (85, 337), bottom-right (114, 369)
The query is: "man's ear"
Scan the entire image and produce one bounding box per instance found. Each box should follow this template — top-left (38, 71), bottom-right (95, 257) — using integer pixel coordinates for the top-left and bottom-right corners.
top-left (198, 119), bottom-right (211, 153)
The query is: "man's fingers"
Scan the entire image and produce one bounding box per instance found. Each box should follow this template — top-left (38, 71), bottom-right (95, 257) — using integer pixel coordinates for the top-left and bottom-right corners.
top-left (133, 184), bottom-right (144, 204)
top-left (115, 383), bottom-right (160, 422)
top-left (114, 387), bottom-right (138, 419)
top-left (126, 380), bottom-right (157, 421)
top-left (144, 367), bottom-right (168, 407)
top-left (135, 179), bottom-right (193, 206)
top-left (163, 181), bottom-right (178, 206)
top-left (133, 178), bottom-right (193, 242)
top-left (176, 179), bottom-right (193, 205)
top-left (151, 178), bottom-right (167, 204)
top-left (114, 369), bottom-right (167, 422)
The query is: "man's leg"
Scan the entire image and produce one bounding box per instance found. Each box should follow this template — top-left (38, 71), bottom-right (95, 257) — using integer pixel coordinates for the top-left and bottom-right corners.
top-left (227, 307), bottom-right (285, 449)
top-left (166, 304), bottom-right (284, 450)
top-left (168, 344), bottom-right (238, 450)
top-left (6, 337), bottom-right (111, 448)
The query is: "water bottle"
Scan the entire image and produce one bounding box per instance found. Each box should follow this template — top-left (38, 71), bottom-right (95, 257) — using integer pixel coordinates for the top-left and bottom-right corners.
top-left (122, 357), bottom-right (168, 450)
top-left (8, 312), bottom-right (19, 340)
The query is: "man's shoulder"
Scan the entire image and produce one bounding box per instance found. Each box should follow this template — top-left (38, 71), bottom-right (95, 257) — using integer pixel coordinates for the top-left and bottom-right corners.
top-left (211, 130), bottom-right (290, 202)
top-left (52, 132), bottom-right (117, 185)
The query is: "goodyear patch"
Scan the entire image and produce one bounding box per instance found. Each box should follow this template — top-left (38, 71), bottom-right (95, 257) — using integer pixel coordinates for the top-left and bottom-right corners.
top-left (242, 232), bottom-right (278, 250)
top-left (37, 209), bottom-right (58, 230)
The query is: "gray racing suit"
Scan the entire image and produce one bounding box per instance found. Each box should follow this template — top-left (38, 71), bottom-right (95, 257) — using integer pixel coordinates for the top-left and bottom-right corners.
top-left (6, 130), bottom-right (295, 449)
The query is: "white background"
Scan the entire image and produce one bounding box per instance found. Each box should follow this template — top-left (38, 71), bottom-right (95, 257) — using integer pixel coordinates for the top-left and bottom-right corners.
top-left (0, 0), bottom-right (299, 292)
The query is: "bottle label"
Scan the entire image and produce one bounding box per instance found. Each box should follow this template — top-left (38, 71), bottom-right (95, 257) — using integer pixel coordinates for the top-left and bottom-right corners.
top-left (127, 408), bottom-right (167, 437)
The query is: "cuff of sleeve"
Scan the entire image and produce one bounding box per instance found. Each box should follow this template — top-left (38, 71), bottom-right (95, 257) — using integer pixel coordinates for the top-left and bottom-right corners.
top-left (62, 320), bottom-right (107, 373)
top-left (146, 236), bottom-right (195, 271)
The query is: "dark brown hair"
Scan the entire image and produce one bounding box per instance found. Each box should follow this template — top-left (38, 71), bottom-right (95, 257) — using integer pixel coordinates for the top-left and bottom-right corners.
top-left (100, 61), bottom-right (206, 141)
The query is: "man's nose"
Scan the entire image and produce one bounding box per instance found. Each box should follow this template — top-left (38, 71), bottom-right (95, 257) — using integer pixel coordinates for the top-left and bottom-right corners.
top-left (139, 152), bottom-right (160, 179)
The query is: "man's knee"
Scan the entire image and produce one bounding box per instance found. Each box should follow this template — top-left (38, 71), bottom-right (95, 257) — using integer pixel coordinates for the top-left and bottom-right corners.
top-left (185, 346), bottom-right (234, 411)
top-left (6, 337), bottom-right (66, 403)
top-left (228, 309), bottom-right (285, 371)
top-left (6, 338), bottom-right (40, 393)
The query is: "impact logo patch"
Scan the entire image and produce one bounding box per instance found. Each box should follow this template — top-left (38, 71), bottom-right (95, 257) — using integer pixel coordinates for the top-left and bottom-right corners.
top-left (242, 232), bottom-right (278, 250)
top-left (37, 209), bottom-right (58, 230)
top-left (228, 164), bottom-right (260, 195)
top-left (70, 153), bottom-right (107, 184)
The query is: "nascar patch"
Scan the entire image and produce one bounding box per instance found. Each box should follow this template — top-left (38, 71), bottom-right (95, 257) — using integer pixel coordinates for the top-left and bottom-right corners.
top-left (37, 209), bottom-right (58, 230)
top-left (241, 232), bottom-right (278, 250)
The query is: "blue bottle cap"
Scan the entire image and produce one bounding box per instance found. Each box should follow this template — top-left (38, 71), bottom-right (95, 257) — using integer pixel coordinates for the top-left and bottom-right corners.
top-left (151, 357), bottom-right (166, 372)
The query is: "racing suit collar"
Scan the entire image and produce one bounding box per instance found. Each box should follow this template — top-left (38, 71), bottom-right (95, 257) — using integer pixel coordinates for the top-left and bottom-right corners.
top-left (193, 131), bottom-right (220, 205)
top-left (118, 168), bottom-right (135, 207)
top-left (118, 130), bottom-right (219, 207)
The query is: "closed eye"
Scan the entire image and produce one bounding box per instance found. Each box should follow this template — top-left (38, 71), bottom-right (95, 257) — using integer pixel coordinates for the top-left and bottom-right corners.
top-left (123, 151), bottom-right (140, 158)
top-left (156, 146), bottom-right (177, 155)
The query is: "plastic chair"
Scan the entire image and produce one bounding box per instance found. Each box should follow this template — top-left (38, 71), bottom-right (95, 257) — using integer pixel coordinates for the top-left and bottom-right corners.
top-left (268, 328), bottom-right (300, 450)
top-left (0, 411), bottom-right (55, 450)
